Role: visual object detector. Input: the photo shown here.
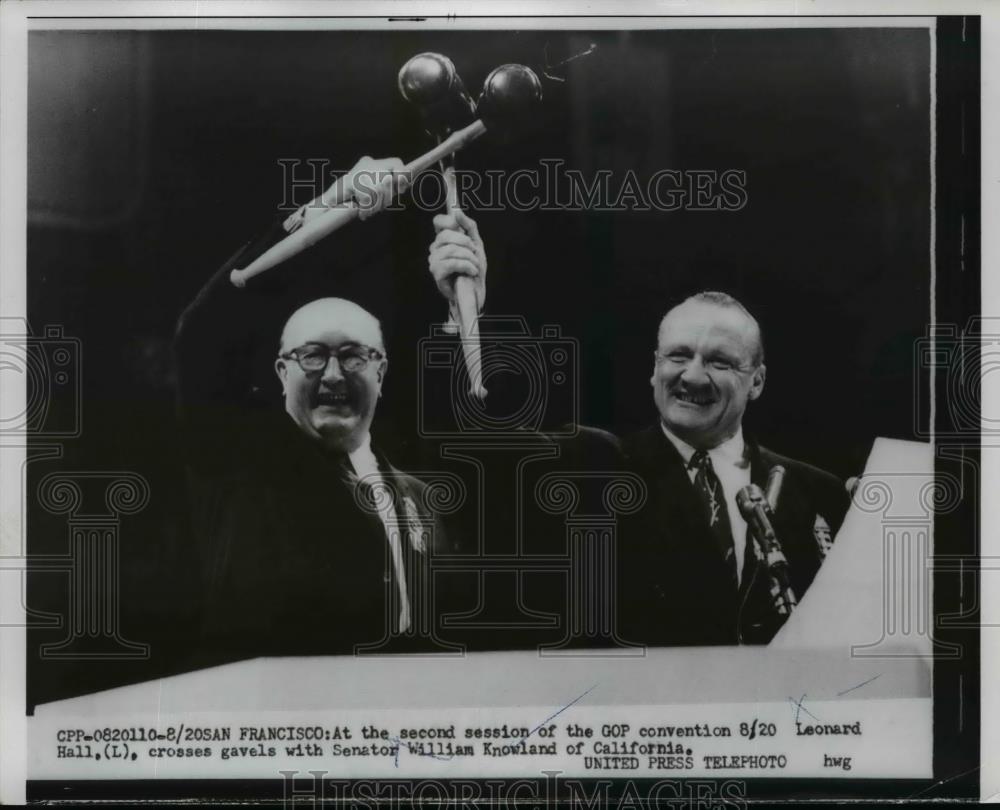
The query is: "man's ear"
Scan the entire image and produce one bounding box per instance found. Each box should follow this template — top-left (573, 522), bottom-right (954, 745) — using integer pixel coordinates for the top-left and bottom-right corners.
top-left (376, 357), bottom-right (388, 388)
top-left (748, 363), bottom-right (766, 401)
top-left (650, 350), bottom-right (658, 389)
top-left (274, 357), bottom-right (289, 395)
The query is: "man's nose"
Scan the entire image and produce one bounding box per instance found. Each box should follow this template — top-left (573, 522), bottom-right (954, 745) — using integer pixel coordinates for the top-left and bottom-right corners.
top-left (321, 356), bottom-right (345, 383)
top-left (679, 356), bottom-right (710, 385)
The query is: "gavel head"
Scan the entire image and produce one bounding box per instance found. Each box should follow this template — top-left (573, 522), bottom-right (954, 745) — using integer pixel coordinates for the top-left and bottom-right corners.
top-left (398, 52), bottom-right (476, 138)
top-left (476, 63), bottom-right (543, 137)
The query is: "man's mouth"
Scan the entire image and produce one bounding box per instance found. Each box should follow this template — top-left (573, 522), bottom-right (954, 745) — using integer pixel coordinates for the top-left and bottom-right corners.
top-left (313, 390), bottom-right (353, 409)
top-left (672, 389), bottom-right (716, 406)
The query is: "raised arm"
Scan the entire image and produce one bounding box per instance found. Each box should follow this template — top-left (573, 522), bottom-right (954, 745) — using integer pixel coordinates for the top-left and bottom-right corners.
top-left (174, 155), bottom-right (419, 471)
top-left (173, 218), bottom-right (288, 471)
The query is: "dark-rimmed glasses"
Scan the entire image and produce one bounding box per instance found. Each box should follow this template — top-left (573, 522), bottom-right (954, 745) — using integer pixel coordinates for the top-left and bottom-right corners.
top-left (279, 343), bottom-right (385, 374)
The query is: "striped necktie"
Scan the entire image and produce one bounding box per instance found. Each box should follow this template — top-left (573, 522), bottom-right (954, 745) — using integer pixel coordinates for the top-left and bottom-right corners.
top-left (689, 449), bottom-right (737, 586)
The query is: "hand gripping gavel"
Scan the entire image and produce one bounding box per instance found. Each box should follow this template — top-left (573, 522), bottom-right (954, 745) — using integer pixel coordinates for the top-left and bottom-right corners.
top-left (228, 59), bottom-right (543, 294)
top-left (397, 53), bottom-right (543, 400)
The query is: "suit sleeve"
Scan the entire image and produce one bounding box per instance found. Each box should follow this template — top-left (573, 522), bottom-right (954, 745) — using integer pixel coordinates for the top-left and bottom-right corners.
top-left (805, 463), bottom-right (852, 536)
top-left (173, 217), bottom-right (288, 472)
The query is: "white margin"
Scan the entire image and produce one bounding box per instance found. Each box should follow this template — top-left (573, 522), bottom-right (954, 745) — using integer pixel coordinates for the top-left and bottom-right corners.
top-left (0, 1), bottom-right (994, 804)
top-left (0, 1), bottom-right (30, 806)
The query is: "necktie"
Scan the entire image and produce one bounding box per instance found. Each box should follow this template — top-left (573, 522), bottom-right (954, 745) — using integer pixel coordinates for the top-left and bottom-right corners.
top-left (689, 450), bottom-right (737, 586)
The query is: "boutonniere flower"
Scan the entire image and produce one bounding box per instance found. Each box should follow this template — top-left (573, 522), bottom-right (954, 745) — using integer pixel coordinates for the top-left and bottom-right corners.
top-left (813, 514), bottom-right (833, 557)
top-left (403, 495), bottom-right (427, 554)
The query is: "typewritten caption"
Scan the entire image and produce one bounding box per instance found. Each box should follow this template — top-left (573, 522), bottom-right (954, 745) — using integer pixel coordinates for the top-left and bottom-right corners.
top-left (31, 700), bottom-right (930, 779)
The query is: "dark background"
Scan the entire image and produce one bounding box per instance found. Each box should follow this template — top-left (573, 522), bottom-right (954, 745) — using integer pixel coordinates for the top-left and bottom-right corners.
top-left (26, 27), bottom-right (932, 708)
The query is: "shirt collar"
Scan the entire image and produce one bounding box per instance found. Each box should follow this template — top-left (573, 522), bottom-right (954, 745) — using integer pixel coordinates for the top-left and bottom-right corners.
top-left (347, 431), bottom-right (377, 471)
top-left (659, 422), bottom-right (746, 469)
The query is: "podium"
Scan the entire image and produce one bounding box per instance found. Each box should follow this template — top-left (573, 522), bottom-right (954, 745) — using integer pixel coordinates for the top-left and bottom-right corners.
top-left (773, 437), bottom-right (951, 661)
top-left (30, 440), bottom-right (935, 782)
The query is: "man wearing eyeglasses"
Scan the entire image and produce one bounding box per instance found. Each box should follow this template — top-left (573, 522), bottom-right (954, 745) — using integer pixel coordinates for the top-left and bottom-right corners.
top-left (175, 157), bottom-right (484, 662)
top-left (275, 299), bottom-right (388, 456)
top-left (619, 292), bottom-right (850, 646)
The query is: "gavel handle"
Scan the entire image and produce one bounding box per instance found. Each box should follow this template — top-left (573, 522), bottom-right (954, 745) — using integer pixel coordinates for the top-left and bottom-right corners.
top-left (230, 119), bottom-right (488, 287)
top-left (441, 163), bottom-right (487, 400)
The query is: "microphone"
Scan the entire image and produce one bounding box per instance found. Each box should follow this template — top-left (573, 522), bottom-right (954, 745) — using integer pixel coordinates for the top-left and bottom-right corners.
top-left (845, 475), bottom-right (861, 497)
top-left (765, 465), bottom-right (786, 511)
top-left (736, 484), bottom-right (780, 553)
top-left (737, 482), bottom-right (797, 616)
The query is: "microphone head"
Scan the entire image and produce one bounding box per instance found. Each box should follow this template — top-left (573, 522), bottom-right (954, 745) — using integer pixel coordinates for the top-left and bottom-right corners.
top-left (764, 464), bottom-right (786, 511)
top-left (736, 483), bottom-right (767, 519)
top-left (845, 475), bottom-right (861, 497)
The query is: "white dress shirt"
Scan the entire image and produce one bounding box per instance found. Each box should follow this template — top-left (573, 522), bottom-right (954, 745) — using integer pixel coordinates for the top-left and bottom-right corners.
top-left (660, 424), bottom-right (752, 585)
top-left (348, 433), bottom-right (412, 633)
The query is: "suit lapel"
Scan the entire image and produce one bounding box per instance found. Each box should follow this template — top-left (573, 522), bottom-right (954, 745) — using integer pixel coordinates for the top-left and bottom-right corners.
top-left (635, 424), bottom-right (701, 534)
top-left (635, 424), bottom-right (737, 579)
top-left (372, 445), bottom-right (433, 635)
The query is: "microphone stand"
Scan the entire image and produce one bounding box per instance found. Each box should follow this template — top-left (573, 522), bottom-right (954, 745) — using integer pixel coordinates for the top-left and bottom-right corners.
top-left (737, 483), bottom-right (797, 620)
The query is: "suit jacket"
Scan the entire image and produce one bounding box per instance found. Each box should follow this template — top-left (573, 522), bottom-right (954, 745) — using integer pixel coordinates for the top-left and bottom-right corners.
top-left (184, 418), bottom-right (455, 660)
top-left (174, 222), bottom-right (458, 663)
top-left (619, 423), bottom-right (849, 646)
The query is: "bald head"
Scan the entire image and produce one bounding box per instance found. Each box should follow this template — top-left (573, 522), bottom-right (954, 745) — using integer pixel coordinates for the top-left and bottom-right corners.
top-left (275, 297), bottom-right (388, 454)
top-left (650, 291), bottom-right (767, 449)
top-left (280, 297), bottom-right (385, 355)
top-left (657, 292), bottom-right (764, 367)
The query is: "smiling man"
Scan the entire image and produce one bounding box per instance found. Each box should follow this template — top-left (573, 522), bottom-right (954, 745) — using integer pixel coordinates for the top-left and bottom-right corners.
top-left (173, 157), bottom-right (482, 662)
top-left (276, 298), bottom-right (388, 454)
top-left (620, 292), bottom-right (849, 646)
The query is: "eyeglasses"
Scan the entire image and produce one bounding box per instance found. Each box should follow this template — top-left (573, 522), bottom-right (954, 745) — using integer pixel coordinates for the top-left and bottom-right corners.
top-left (280, 343), bottom-right (385, 374)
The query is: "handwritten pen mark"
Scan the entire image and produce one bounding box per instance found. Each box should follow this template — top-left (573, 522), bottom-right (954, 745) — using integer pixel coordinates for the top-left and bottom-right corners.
top-left (391, 683), bottom-right (599, 768)
top-left (527, 683), bottom-right (599, 738)
top-left (906, 764), bottom-right (980, 799)
top-left (789, 693), bottom-right (820, 724)
top-left (837, 673), bottom-right (882, 697)
top-left (390, 735), bottom-right (455, 768)
top-left (543, 41), bottom-right (598, 82)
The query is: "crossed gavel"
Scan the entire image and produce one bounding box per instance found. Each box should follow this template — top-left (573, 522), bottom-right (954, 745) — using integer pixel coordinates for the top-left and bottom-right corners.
top-left (398, 53), bottom-right (541, 399)
top-left (229, 53), bottom-right (541, 398)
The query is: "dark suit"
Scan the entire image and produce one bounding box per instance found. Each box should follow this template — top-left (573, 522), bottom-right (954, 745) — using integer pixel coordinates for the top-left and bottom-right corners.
top-left (619, 423), bottom-right (849, 646)
top-left (174, 223), bottom-right (459, 663)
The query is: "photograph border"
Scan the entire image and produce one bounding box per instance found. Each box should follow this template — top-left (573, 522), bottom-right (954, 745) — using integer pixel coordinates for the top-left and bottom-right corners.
top-left (0, 2), bottom-right (991, 805)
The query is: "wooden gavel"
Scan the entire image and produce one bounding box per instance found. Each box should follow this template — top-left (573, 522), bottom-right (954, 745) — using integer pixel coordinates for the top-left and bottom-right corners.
top-left (228, 121), bottom-right (485, 289)
top-left (229, 56), bottom-right (542, 400)
top-left (397, 55), bottom-right (542, 399)
top-left (229, 59), bottom-right (542, 293)
top-left (399, 53), bottom-right (540, 401)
